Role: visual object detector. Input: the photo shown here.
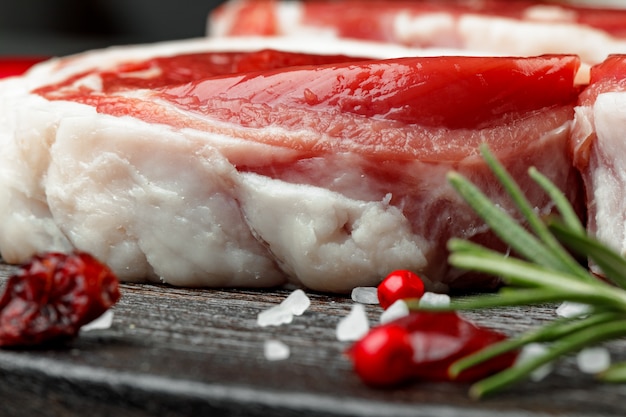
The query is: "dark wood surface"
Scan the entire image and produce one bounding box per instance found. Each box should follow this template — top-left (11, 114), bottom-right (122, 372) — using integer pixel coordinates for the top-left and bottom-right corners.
top-left (0, 262), bottom-right (625, 417)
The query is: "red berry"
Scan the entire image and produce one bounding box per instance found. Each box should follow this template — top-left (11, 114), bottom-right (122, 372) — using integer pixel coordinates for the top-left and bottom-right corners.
top-left (395, 311), bottom-right (515, 382)
top-left (0, 251), bottom-right (121, 347)
top-left (346, 324), bottom-right (415, 386)
top-left (347, 312), bottom-right (518, 386)
top-left (377, 270), bottom-right (425, 309)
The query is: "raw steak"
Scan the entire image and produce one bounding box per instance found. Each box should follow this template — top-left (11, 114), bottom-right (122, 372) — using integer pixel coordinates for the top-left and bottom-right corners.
top-left (573, 55), bottom-right (626, 263)
top-left (209, 0), bottom-right (626, 81)
top-left (0, 38), bottom-right (583, 293)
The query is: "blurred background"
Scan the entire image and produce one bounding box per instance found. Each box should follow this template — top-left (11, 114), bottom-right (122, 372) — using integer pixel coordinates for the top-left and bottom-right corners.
top-left (4, 0), bottom-right (626, 57)
top-left (0, 0), bottom-right (226, 56)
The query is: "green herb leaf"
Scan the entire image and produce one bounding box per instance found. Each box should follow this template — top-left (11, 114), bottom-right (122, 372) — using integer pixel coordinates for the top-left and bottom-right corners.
top-left (599, 361), bottom-right (626, 383)
top-left (469, 318), bottom-right (626, 399)
top-left (447, 171), bottom-right (565, 272)
top-left (449, 310), bottom-right (620, 379)
top-left (528, 167), bottom-right (585, 236)
top-left (549, 220), bottom-right (626, 290)
top-left (477, 146), bottom-right (586, 278)
top-left (426, 144), bottom-right (626, 398)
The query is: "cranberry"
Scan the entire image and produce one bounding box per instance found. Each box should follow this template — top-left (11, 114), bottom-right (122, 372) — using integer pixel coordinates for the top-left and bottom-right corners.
top-left (377, 270), bottom-right (425, 309)
top-left (346, 324), bottom-right (414, 386)
top-left (347, 311), bottom-right (517, 386)
top-left (0, 251), bottom-right (121, 347)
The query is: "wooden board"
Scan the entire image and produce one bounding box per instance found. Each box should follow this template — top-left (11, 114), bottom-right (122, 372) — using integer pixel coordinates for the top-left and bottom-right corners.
top-left (1, 261), bottom-right (625, 417)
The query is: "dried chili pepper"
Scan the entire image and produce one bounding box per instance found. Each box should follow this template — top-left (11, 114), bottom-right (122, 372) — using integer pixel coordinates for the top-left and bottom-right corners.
top-left (0, 251), bottom-right (120, 347)
top-left (347, 311), bottom-right (517, 386)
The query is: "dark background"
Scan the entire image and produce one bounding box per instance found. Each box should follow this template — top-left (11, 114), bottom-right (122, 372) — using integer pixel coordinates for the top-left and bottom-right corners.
top-left (0, 1), bottom-right (226, 56)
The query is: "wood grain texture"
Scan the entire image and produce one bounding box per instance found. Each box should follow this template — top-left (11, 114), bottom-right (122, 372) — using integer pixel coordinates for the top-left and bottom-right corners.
top-left (0, 261), bottom-right (625, 417)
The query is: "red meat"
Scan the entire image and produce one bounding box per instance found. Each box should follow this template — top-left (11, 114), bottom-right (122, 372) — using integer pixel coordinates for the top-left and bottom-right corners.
top-left (0, 40), bottom-right (583, 293)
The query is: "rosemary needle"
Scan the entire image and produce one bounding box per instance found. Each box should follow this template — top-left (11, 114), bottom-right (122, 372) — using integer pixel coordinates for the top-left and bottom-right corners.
top-left (421, 144), bottom-right (626, 398)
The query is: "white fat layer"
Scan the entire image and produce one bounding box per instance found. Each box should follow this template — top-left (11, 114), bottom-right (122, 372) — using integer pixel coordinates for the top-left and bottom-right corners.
top-left (0, 92), bottom-right (75, 260)
top-left (458, 15), bottom-right (626, 67)
top-left (237, 172), bottom-right (428, 292)
top-left (393, 12), bottom-right (457, 47)
top-left (566, 0), bottom-right (626, 7)
top-left (588, 92), bottom-right (626, 258)
top-left (572, 106), bottom-right (595, 158)
top-left (205, 0), bottom-right (240, 37)
top-left (275, 1), bottom-right (338, 38)
top-left (522, 5), bottom-right (577, 23)
top-left (0, 74), bottom-right (287, 286)
top-left (44, 113), bottom-right (285, 287)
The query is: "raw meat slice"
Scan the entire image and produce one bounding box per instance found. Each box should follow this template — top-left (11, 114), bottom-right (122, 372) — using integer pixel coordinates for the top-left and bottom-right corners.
top-left (572, 55), bottom-right (626, 261)
top-left (0, 57), bottom-right (47, 79)
top-left (0, 38), bottom-right (583, 293)
top-left (209, 0), bottom-right (626, 78)
top-left (0, 36), bottom-right (439, 290)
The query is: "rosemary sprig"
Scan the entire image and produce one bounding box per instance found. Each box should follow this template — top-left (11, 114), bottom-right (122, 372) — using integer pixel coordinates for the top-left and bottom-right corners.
top-left (419, 144), bottom-right (626, 398)
top-left (549, 221), bottom-right (626, 289)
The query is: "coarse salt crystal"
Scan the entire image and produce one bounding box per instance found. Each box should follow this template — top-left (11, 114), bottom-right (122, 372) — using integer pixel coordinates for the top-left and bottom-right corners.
top-left (556, 301), bottom-right (591, 318)
top-left (257, 305), bottom-right (294, 327)
top-left (351, 287), bottom-right (379, 304)
top-left (281, 289), bottom-right (311, 315)
top-left (336, 304), bottom-right (370, 342)
top-left (380, 299), bottom-right (409, 324)
top-left (264, 339), bottom-right (291, 361)
top-left (515, 343), bottom-right (553, 381)
top-left (257, 289), bottom-right (311, 327)
top-left (418, 292), bottom-right (450, 308)
top-left (577, 347), bottom-right (611, 374)
top-left (81, 310), bottom-right (114, 332)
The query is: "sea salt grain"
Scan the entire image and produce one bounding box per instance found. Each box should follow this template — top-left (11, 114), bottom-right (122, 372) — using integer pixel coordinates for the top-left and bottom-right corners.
top-left (556, 301), bottom-right (591, 318)
top-left (80, 310), bottom-right (114, 332)
top-left (264, 339), bottom-right (291, 361)
top-left (516, 343), bottom-right (553, 381)
top-left (577, 347), bottom-right (611, 374)
top-left (336, 304), bottom-right (370, 341)
top-left (281, 289), bottom-right (311, 315)
top-left (418, 292), bottom-right (450, 308)
top-left (351, 287), bottom-right (379, 304)
top-left (257, 289), bottom-right (311, 327)
top-left (380, 299), bottom-right (409, 324)
top-left (257, 305), bottom-right (294, 327)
